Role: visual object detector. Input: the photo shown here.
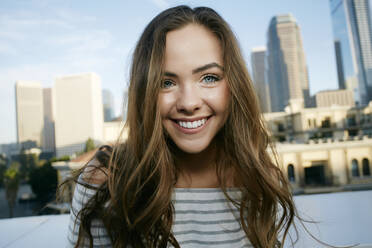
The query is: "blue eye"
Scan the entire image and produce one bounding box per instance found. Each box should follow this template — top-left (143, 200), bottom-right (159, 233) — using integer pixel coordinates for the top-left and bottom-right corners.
top-left (161, 80), bottom-right (175, 89)
top-left (202, 75), bottom-right (220, 84)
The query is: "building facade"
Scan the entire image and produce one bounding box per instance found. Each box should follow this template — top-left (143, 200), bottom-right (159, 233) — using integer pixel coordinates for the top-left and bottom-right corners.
top-left (54, 73), bottom-right (104, 157)
top-left (330, 0), bottom-right (372, 105)
top-left (267, 14), bottom-right (310, 112)
top-left (251, 47), bottom-right (271, 113)
top-left (315, 89), bottom-right (355, 107)
top-left (265, 101), bottom-right (372, 188)
top-left (15, 81), bottom-right (44, 148)
top-left (264, 101), bottom-right (372, 143)
top-left (42, 88), bottom-right (55, 153)
top-left (277, 139), bottom-right (372, 188)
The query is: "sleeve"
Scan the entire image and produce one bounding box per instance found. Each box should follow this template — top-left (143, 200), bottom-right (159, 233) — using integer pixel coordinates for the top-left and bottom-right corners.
top-left (66, 175), bottom-right (112, 248)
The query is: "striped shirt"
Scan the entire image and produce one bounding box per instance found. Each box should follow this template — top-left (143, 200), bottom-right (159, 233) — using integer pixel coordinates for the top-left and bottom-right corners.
top-left (67, 179), bottom-right (252, 248)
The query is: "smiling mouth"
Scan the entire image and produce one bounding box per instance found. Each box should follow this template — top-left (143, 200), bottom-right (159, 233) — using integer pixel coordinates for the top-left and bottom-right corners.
top-left (172, 117), bottom-right (210, 129)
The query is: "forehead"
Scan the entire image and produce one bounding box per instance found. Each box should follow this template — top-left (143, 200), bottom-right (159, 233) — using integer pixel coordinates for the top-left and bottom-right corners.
top-left (164, 24), bottom-right (223, 72)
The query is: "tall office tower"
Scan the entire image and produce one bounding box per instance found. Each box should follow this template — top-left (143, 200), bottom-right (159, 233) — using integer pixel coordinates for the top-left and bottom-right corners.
top-left (102, 89), bottom-right (115, 122)
top-left (330, 0), bottom-right (372, 105)
top-left (251, 47), bottom-right (271, 113)
top-left (267, 14), bottom-right (310, 112)
top-left (54, 73), bottom-right (103, 157)
top-left (15, 81), bottom-right (44, 149)
top-left (42, 88), bottom-right (55, 153)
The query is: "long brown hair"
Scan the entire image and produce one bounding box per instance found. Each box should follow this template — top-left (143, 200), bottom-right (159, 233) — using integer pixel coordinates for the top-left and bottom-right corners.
top-left (67, 5), bottom-right (297, 248)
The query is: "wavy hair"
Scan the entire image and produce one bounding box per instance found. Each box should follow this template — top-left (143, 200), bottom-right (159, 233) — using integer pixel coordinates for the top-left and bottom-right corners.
top-left (65, 5), bottom-right (298, 248)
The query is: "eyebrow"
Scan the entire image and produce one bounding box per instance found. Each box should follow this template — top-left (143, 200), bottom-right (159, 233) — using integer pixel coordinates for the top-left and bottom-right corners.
top-left (164, 62), bottom-right (224, 78)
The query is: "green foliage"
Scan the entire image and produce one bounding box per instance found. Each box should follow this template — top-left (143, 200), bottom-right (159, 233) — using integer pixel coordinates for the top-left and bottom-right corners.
top-left (0, 154), bottom-right (8, 187)
top-left (29, 160), bottom-right (58, 203)
top-left (4, 164), bottom-right (20, 218)
top-left (84, 138), bottom-right (96, 153)
top-left (51, 155), bottom-right (70, 162)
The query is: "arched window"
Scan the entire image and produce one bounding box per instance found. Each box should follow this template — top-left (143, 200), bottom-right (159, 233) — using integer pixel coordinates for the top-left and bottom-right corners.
top-left (287, 164), bottom-right (295, 182)
top-left (362, 158), bottom-right (370, 176)
top-left (351, 159), bottom-right (360, 177)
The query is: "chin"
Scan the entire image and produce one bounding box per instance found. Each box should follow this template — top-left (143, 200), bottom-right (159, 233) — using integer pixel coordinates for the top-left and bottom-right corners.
top-left (174, 140), bottom-right (212, 154)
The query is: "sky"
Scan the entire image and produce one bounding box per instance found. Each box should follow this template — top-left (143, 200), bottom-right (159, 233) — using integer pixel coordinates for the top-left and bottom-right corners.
top-left (1, 0), bottom-right (371, 144)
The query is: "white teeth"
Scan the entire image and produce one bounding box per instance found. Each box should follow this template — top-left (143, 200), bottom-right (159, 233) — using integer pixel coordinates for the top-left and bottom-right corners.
top-left (178, 118), bottom-right (207, 129)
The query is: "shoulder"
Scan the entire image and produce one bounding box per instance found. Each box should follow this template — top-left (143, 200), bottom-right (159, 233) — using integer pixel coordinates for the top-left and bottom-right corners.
top-left (80, 145), bottom-right (112, 185)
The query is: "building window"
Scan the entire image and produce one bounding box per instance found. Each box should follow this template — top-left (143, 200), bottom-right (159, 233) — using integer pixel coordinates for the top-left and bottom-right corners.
top-left (277, 123), bottom-right (285, 132)
top-left (362, 158), bottom-right (370, 176)
top-left (321, 117), bottom-right (331, 128)
top-left (287, 164), bottom-right (295, 182)
top-left (347, 115), bottom-right (357, 127)
top-left (351, 159), bottom-right (360, 177)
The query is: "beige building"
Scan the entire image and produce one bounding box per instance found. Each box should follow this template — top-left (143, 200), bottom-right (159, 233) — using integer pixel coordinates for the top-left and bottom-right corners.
top-left (103, 121), bottom-right (127, 144)
top-left (15, 81), bottom-right (44, 148)
top-left (265, 100), bottom-right (372, 187)
top-left (315, 89), bottom-right (355, 108)
top-left (54, 73), bottom-right (104, 157)
top-left (277, 138), bottom-right (372, 188)
top-left (265, 101), bottom-right (372, 143)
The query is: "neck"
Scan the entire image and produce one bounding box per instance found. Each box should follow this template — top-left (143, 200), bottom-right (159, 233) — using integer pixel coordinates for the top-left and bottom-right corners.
top-left (174, 143), bottom-right (219, 188)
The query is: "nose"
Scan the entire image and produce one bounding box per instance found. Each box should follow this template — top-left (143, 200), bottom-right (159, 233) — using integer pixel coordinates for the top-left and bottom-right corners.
top-left (176, 83), bottom-right (202, 114)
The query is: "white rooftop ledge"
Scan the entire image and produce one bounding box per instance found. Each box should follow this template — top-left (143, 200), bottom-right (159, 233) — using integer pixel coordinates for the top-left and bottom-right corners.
top-left (0, 214), bottom-right (69, 248)
top-left (0, 207), bottom-right (372, 248)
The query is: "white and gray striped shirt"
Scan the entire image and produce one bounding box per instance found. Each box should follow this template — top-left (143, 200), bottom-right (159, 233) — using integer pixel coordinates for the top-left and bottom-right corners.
top-left (67, 179), bottom-right (252, 248)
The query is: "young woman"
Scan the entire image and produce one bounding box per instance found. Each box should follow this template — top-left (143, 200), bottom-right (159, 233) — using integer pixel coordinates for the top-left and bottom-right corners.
top-left (66, 5), bottom-right (297, 248)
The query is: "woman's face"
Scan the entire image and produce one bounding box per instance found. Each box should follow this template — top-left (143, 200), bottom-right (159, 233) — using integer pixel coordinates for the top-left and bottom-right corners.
top-left (158, 24), bottom-right (230, 154)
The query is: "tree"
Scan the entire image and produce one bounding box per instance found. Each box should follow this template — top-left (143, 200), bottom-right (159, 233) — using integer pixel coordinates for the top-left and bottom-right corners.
top-left (4, 162), bottom-right (21, 218)
top-left (18, 150), bottom-right (39, 182)
top-left (29, 160), bottom-right (58, 203)
top-left (84, 138), bottom-right (96, 153)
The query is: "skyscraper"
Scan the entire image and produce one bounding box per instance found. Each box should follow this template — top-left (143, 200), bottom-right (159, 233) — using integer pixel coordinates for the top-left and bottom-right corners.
top-left (42, 88), bottom-right (55, 153)
top-left (251, 47), bottom-right (271, 113)
top-left (266, 14), bottom-right (310, 112)
top-left (15, 81), bottom-right (44, 148)
top-left (54, 73), bottom-right (103, 157)
top-left (102, 89), bottom-right (115, 122)
top-left (330, 0), bottom-right (372, 105)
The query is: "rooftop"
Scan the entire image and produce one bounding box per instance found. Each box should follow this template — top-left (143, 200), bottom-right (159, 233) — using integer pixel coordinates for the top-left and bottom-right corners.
top-left (0, 214), bottom-right (69, 248)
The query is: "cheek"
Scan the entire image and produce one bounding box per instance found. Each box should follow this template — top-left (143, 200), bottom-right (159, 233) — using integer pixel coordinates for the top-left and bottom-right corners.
top-left (158, 93), bottom-right (176, 117)
top-left (206, 84), bottom-right (230, 115)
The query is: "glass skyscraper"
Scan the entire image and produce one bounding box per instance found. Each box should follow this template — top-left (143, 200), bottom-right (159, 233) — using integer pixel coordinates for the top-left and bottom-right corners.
top-left (330, 0), bottom-right (372, 105)
top-left (251, 47), bottom-right (271, 113)
top-left (267, 14), bottom-right (309, 112)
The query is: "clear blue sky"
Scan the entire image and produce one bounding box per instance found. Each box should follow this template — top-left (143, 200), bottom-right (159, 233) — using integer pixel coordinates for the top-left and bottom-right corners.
top-left (1, 0), bottom-right (370, 144)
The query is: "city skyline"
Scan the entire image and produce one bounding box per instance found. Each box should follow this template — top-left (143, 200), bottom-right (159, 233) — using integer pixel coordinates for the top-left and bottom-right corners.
top-left (330, 0), bottom-right (372, 105)
top-left (1, 0), bottom-right (372, 144)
